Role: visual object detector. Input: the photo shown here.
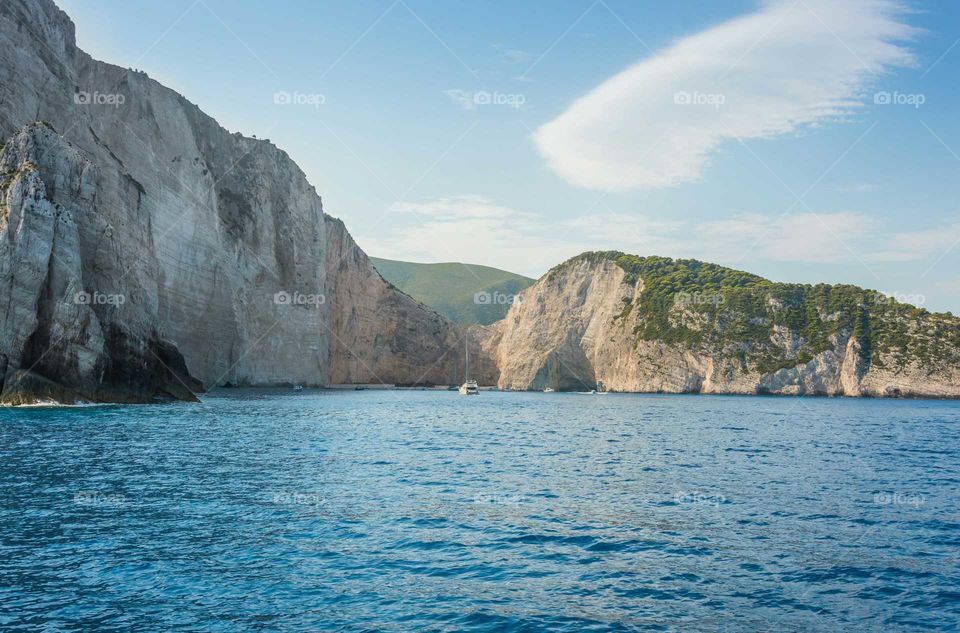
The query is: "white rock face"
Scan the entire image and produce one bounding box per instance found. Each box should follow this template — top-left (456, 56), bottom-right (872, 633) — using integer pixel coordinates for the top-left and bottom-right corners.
top-left (0, 0), bottom-right (486, 402)
top-left (486, 256), bottom-right (960, 397)
top-left (0, 123), bottom-right (199, 402)
top-left (324, 217), bottom-right (498, 385)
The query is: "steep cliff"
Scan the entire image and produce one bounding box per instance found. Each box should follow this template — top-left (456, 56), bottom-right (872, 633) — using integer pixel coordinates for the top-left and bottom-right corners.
top-left (0, 0), bottom-right (483, 403)
top-left (0, 122), bottom-right (202, 404)
top-left (325, 218), bottom-right (498, 385)
top-left (489, 252), bottom-right (960, 398)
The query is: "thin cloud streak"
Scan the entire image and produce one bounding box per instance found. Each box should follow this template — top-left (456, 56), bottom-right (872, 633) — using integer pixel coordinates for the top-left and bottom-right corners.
top-left (360, 196), bottom-right (954, 279)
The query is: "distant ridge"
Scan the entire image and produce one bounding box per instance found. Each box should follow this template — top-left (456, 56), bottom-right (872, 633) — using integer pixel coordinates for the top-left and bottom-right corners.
top-left (370, 258), bottom-right (534, 326)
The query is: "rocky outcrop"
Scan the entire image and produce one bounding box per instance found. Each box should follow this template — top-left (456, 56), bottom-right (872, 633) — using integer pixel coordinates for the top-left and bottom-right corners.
top-left (0, 0), bottom-right (488, 403)
top-left (0, 123), bottom-right (201, 403)
top-left (488, 252), bottom-right (960, 397)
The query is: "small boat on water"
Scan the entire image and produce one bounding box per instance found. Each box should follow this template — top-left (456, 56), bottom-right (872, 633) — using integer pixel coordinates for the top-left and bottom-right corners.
top-left (458, 332), bottom-right (479, 395)
top-left (292, 385), bottom-right (304, 392)
top-left (577, 382), bottom-right (610, 395)
top-left (543, 387), bottom-right (555, 393)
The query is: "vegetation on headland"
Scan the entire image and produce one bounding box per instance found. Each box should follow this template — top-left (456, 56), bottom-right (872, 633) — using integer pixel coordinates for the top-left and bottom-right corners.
top-left (552, 251), bottom-right (960, 374)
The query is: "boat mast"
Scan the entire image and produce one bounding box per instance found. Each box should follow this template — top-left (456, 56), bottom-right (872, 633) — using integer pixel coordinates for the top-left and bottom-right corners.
top-left (464, 331), bottom-right (470, 382)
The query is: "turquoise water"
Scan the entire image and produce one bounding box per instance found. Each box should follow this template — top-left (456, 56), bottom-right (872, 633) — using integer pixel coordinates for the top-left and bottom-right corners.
top-left (1, 390), bottom-right (958, 631)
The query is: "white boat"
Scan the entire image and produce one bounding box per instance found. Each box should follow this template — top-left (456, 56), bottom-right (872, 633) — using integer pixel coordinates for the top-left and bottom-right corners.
top-left (459, 332), bottom-right (479, 395)
top-left (576, 384), bottom-right (609, 395)
top-left (292, 385), bottom-right (304, 392)
top-left (543, 387), bottom-right (555, 393)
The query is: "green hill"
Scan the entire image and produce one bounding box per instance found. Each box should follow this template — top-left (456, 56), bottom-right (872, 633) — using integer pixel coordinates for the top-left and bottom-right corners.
top-left (370, 257), bottom-right (535, 326)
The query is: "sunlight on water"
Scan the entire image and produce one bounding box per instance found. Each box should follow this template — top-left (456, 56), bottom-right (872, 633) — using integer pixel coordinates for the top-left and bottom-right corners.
top-left (1, 390), bottom-right (958, 631)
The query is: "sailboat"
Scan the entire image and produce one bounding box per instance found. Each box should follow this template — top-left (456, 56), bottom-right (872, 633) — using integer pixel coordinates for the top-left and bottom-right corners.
top-left (577, 381), bottom-right (609, 395)
top-left (458, 332), bottom-right (479, 395)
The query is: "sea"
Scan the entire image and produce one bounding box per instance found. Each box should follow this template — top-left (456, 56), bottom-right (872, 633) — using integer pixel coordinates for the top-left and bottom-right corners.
top-left (1, 389), bottom-right (958, 631)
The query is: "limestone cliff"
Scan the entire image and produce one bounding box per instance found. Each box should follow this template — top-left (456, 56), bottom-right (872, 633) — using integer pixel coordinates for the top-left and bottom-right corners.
top-left (0, 0), bottom-right (484, 403)
top-left (488, 252), bottom-right (960, 398)
top-left (0, 123), bottom-right (202, 403)
top-left (325, 217), bottom-right (497, 386)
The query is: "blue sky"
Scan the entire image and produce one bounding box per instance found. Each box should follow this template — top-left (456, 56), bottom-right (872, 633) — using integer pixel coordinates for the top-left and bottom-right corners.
top-left (59, 0), bottom-right (960, 312)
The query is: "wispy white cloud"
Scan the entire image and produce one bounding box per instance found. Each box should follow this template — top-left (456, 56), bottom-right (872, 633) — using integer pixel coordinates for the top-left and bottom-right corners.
top-left (836, 182), bottom-right (880, 193)
top-left (492, 43), bottom-right (531, 64)
top-left (363, 197), bottom-right (677, 274)
top-left (533, 0), bottom-right (917, 192)
top-left (363, 198), bottom-right (562, 274)
top-left (390, 195), bottom-right (518, 219)
top-left (934, 276), bottom-right (960, 296)
top-left (867, 221), bottom-right (960, 261)
top-left (696, 212), bottom-right (874, 264)
top-left (360, 196), bottom-right (932, 276)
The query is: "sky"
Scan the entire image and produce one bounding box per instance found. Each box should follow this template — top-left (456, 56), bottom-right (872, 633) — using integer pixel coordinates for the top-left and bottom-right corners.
top-left (58, 0), bottom-right (960, 313)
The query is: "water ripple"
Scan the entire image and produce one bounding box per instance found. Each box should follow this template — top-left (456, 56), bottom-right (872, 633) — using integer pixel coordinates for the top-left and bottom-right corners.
top-left (1, 390), bottom-right (958, 631)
